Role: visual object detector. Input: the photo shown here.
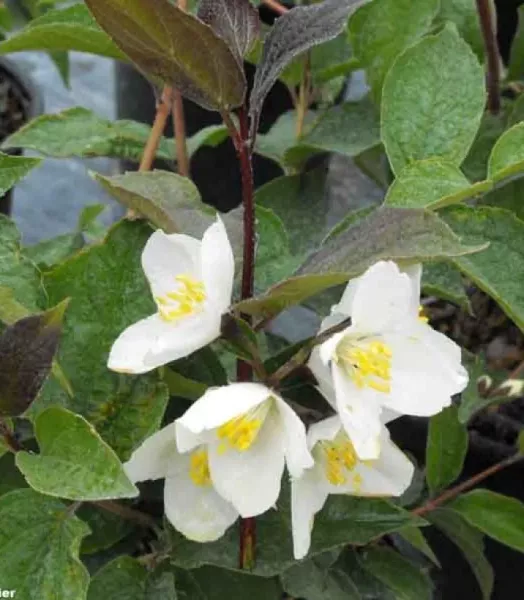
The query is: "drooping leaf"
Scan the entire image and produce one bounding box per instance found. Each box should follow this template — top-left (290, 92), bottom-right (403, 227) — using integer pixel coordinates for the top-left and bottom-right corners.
top-left (249, 0), bottom-right (364, 132)
top-left (0, 489), bottom-right (90, 600)
top-left (35, 220), bottom-right (169, 460)
top-left (348, 0), bottom-right (439, 101)
top-left (359, 546), bottom-right (433, 600)
top-left (284, 97), bottom-right (381, 168)
top-left (442, 205), bottom-right (524, 331)
top-left (381, 24), bottom-right (485, 175)
top-left (437, 0), bottom-right (487, 59)
top-left (426, 405), bottom-right (468, 495)
top-left (0, 300), bottom-right (68, 417)
top-left (0, 4), bottom-right (124, 59)
top-left (384, 159), bottom-right (491, 209)
top-left (451, 489), bottom-right (524, 553)
top-left (422, 262), bottom-right (469, 308)
top-left (88, 556), bottom-right (147, 600)
top-left (508, 5), bottom-right (524, 81)
top-left (16, 407), bottom-right (138, 501)
top-left (235, 207), bottom-right (486, 319)
top-left (487, 122), bottom-right (524, 183)
top-left (85, 0), bottom-right (246, 111)
top-left (198, 0), bottom-right (260, 65)
top-left (0, 152), bottom-right (41, 195)
top-left (429, 508), bottom-right (494, 600)
top-left (168, 495), bottom-right (423, 576)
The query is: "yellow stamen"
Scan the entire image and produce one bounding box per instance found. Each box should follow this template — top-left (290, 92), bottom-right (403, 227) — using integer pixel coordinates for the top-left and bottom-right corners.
top-left (336, 339), bottom-right (392, 394)
top-left (321, 437), bottom-right (358, 486)
top-left (418, 305), bottom-right (429, 323)
top-left (156, 274), bottom-right (207, 322)
top-left (217, 402), bottom-right (270, 453)
top-left (189, 449), bottom-right (211, 486)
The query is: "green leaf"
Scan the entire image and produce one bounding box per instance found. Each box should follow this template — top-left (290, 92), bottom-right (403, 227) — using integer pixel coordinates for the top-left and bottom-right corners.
top-left (422, 262), bottom-right (469, 308)
top-left (348, 0), bottom-right (439, 101)
top-left (437, 0), bottom-right (487, 59)
top-left (384, 159), bottom-right (492, 209)
top-left (281, 551), bottom-right (361, 600)
top-left (508, 5), bottom-right (524, 81)
top-left (0, 4), bottom-right (124, 59)
top-left (78, 504), bottom-right (132, 554)
top-left (163, 368), bottom-right (208, 401)
top-left (3, 107), bottom-right (173, 161)
top-left (249, 0), bottom-right (363, 129)
top-left (429, 508), bottom-right (494, 600)
top-left (487, 122), bottom-right (524, 183)
top-left (359, 546), bottom-right (433, 600)
top-left (0, 215), bottom-right (43, 311)
top-left (396, 526), bottom-right (440, 567)
top-left (171, 346), bottom-right (227, 388)
top-left (0, 152), bottom-right (41, 195)
top-left (0, 489), bottom-right (90, 599)
top-left (381, 24), bottom-right (485, 175)
top-left (481, 178), bottom-right (524, 221)
top-left (0, 300), bottom-right (68, 417)
top-left (88, 556), bottom-right (147, 600)
top-left (169, 495), bottom-right (422, 576)
top-left (16, 406), bottom-right (138, 500)
top-left (285, 98), bottom-right (381, 168)
top-left (85, 0), bottom-right (245, 111)
top-left (462, 111), bottom-right (508, 182)
top-left (442, 205), bottom-right (524, 331)
top-left (175, 566), bottom-right (282, 599)
top-left (0, 453), bottom-right (27, 497)
top-left (25, 233), bottom-right (84, 270)
top-left (426, 405), bottom-right (468, 495)
top-left (236, 207), bottom-right (486, 319)
top-left (451, 489), bottom-right (524, 552)
top-left (35, 220), bottom-right (169, 460)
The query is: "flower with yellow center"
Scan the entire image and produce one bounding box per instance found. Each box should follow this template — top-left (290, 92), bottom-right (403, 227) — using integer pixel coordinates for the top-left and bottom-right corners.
top-left (124, 421), bottom-right (238, 543)
top-left (175, 382), bottom-right (314, 518)
top-left (291, 415), bottom-right (414, 560)
top-left (108, 217), bottom-right (234, 374)
top-left (309, 261), bottom-right (468, 460)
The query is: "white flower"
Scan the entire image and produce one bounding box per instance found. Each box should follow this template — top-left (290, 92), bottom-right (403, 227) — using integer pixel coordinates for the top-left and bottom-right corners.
top-left (291, 415), bottom-right (414, 560)
top-left (108, 217), bottom-right (234, 374)
top-left (175, 382), bottom-right (314, 518)
top-left (124, 422), bottom-right (238, 542)
top-left (309, 261), bottom-right (468, 460)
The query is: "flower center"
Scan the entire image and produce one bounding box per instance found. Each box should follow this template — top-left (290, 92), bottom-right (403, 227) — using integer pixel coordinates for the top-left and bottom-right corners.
top-left (156, 274), bottom-right (207, 322)
top-left (336, 339), bottom-right (392, 393)
top-left (217, 401), bottom-right (270, 453)
top-left (418, 305), bottom-right (429, 323)
top-left (189, 448), bottom-right (211, 487)
top-left (320, 438), bottom-right (358, 486)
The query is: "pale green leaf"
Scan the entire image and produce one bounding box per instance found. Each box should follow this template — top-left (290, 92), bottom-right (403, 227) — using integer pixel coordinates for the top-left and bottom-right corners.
top-left (488, 121), bottom-right (524, 183)
top-left (422, 262), bottom-right (469, 308)
top-left (437, 0), bottom-right (487, 59)
top-left (0, 152), bottom-right (41, 195)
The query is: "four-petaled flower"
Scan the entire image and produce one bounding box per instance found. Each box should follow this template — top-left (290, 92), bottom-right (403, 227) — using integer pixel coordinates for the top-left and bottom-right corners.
top-left (291, 415), bottom-right (414, 560)
top-left (309, 261), bottom-right (468, 460)
top-left (124, 421), bottom-right (239, 542)
top-left (175, 382), bottom-right (314, 518)
top-left (108, 217), bottom-right (234, 374)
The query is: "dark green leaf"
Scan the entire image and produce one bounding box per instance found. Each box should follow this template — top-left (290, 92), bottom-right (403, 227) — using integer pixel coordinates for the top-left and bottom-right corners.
top-left (0, 489), bottom-right (90, 599)
top-left (85, 0), bottom-right (245, 111)
top-left (381, 24), bottom-right (485, 175)
top-left (78, 504), bottom-right (132, 554)
top-left (429, 508), bottom-right (494, 600)
top-left (0, 152), bottom-right (41, 195)
top-left (451, 489), bottom-right (524, 552)
top-left (348, 0), bottom-right (439, 101)
top-left (442, 205), bottom-right (524, 331)
top-left (508, 5), bottom-right (524, 81)
top-left (462, 111), bottom-right (508, 182)
top-left (426, 405), bottom-right (468, 494)
top-left (88, 556), bottom-right (147, 600)
top-left (395, 526), bottom-right (440, 567)
top-left (422, 262), bottom-right (469, 308)
top-left (0, 4), bottom-right (124, 58)
top-left (487, 122), bottom-right (524, 183)
top-left (249, 0), bottom-right (364, 131)
top-left (198, 0), bottom-right (260, 65)
top-left (163, 368), bottom-right (208, 401)
top-left (0, 300), bottom-right (68, 417)
top-left (25, 233), bottom-right (84, 270)
top-left (16, 406), bottom-right (138, 500)
top-left (359, 546), bottom-right (433, 600)
top-left (0, 452), bottom-right (27, 497)
top-left (480, 178), bottom-right (524, 221)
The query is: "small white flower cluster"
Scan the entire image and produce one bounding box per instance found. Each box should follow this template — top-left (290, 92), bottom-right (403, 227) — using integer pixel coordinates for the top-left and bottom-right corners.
top-left (109, 219), bottom-right (468, 560)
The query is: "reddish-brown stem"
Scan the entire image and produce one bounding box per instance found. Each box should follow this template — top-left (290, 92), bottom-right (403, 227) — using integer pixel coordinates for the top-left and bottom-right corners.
top-left (475, 0), bottom-right (501, 114)
top-left (0, 418), bottom-right (22, 453)
top-left (139, 85), bottom-right (173, 172)
top-left (412, 453), bottom-right (524, 517)
top-left (262, 0), bottom-right (289, 15)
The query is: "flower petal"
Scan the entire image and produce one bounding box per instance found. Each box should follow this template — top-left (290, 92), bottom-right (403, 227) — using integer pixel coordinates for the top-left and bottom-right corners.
top-left (201, 217), bottom-right (235, 314)
top-left (108, 312), bottom-right (221, 375)
top-left (401, 263), bottom-right (422, 318)
top-left (333, 278), bottom-right (359, 317)
top-left (274, 396), bottom-right (314, 477)
top-left (331, 364), bottom-right (382, 460)
top-left (308, 347), bottom-right (336, 408)
top-left (307, 415), bottom-right (342, 449)
top-left (208, 411), bottom-right (285, 517)
top-left (351, 261), bottom-right (413, 333)
top-left (176, 382), bottom-right (271, 446)
top-left (142, 230), bottom-right (202, 298)
top-left (164, 467), bottom-right (238, 542)
top-left (124, 422), bottom-right (179, 482)
top-left (291, 466), bottom-right (328, 560)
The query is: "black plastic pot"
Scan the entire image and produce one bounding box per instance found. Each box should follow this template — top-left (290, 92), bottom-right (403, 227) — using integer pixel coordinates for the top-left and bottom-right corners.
top-left (0, 57), bottom-right (42, 215)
